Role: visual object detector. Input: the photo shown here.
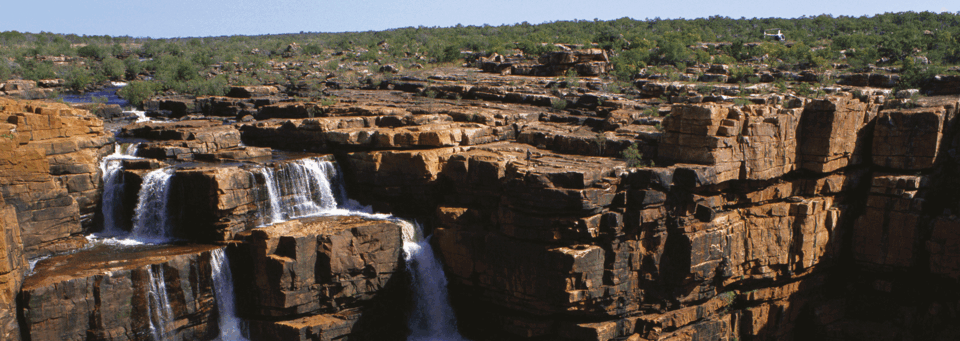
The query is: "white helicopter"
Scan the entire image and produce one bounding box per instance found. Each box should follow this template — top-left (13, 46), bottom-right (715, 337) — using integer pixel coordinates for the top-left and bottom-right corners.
top-left (764, 28), bottom-right (786, 41)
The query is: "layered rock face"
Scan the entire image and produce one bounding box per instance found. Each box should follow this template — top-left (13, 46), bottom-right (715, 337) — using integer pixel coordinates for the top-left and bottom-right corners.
top-left (118, 120), bottom-right (251, 161)
top-left (0, 98), bottom-right (110, 257)
top-left (0, 194), bottom-right (25, 341)
top-left (230, 90), bottom-right (960, 340)
top-left (480, 49), bottom-right (613, 76)
top-left (231, 215), bottom-right (406, 341)
top-left (19, 244), bottom-right (224, 341)
top-left (4, 64), bottom-right (960, 341)
top-left (109, 155), bottom-right (342, 242)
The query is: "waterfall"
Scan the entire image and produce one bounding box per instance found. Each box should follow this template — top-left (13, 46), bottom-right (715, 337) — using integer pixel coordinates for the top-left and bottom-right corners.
top-left (124, 109), bottom-right (150, 123)
top-left (211, 249), bottom-right (247, 341)
top-left (146, 264), bottom-right (175, 341)
top-left (257, 158), bottom-right (339, 224)
top-left (254, 157), bottom-right (467, 341)
top-left (255, 167), bottom-right (283, 224)
top-left (125, 142), bottom-right (141, 155)
top-left (131, 168), bottom-right (175, 243)
top-left (400, 221), bottom-right (465, 341)
top-left (99, 143), bottom-right (141, 236)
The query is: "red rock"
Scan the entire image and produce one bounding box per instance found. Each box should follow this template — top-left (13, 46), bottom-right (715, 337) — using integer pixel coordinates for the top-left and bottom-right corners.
top-left (233, 215), bottom-right (402, 317)
top-left (798, 95), bottom-right (877, 173)
top-left (872, 106), bottom-right (948, 170)
top-left (19, 244), bottom-right (223, 341)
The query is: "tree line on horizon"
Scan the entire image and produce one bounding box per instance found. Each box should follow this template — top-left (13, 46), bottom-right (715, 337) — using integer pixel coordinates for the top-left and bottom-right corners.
top-left (0, 11), bottom-right (957, 106)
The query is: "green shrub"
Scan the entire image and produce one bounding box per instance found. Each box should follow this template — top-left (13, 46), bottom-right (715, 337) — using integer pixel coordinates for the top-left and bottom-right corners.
top-left (77, 45), bottom-right (107, 60)
top-left (302, 43), bottom-right (323, 55)
top-left (794, 82), bottom-right (815, 98)
top-left (621, 143), bottom-right (645, 167)
top-left (17, 59), bottom-right (56, 81)
top-left (564, 69), bottom-right (580, 88)
top-left (897, 57), bottom-right (944, 91)
top-left (124, 57), bottom-right (143, 79)
top-left (185, 76), bottom-right (228, 97)
top-left (319, 96), bottom-right (337, 106)
top-left (433, 45), bottom-right (461, 63)
top-left (550, 97), bottom-right (567, 110)
top-left (643, 106), bottom-right (660, 117)
top-left (712, 54), bottom-right (737, 65)
top-left (101, 57), bottom-right (126, 80)
top-left (117, 81), bottom-right (159, 108)
top-left (774, 79), bottom-right (788, 93)
top-left (0, 62), bottom-right (9, 82)
top-left (610, 46), bottom-right (652, 81)
top-left (517, 40), bottom-right (558, 57)
top-left (728, 65), bottom-right (754, 81)
top-left (65, 66), bottom-right (93, 92)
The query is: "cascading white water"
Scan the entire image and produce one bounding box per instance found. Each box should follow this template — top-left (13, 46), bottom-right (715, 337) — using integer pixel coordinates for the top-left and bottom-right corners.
top-left (124, 110), bottom-right (150, 123)
top-left (125, 142), bottom-right (141, 155)
top-left (400, 221), bottom-right (466, 341)
top-left (92, 152), bottom-right (465, 340)
top-left (146, 264), bottom-right (175, 341)
top-left (131, 168), bottom-right (175, 243)
top-left (255, 167), bottom-right (283, 224)
top-left (211, 249), bottom-right (247, 341)
top-left (99, 143), bottom-right (141, 236)
top-left (255, 159), bottom-right (466, 340)
top-left (257, 158), bottom-right (339, 224)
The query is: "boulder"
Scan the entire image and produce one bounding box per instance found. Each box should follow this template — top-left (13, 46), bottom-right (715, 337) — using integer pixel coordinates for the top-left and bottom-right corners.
top-left (227, 85), bottom-right (280, 98)
top-left (1, 80), bottom-right (36, 91)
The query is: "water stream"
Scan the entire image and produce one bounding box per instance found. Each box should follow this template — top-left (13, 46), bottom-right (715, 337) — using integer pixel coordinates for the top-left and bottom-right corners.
top-left (131, 167), bottom-right (175, 243)
top-left (98, 143), bottom-right (140, 236)
top-left (146, 264), bottom-right (175, 341)
top-left (211, 249), bottom-right (247, 341)
top-left (256, 157), bottom-right (340, 224)
top-left (400, 221), bottom-right (466, 341)
top-left (91, 152), bottom-right (464, 340)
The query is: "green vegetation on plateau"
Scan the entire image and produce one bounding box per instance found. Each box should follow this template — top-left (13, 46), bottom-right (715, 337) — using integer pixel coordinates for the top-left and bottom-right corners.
top-left (1, 11), bottom-right (959, 102)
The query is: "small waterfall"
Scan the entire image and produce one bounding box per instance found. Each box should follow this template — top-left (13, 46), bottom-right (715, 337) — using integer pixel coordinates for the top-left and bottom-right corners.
top-left (400, 221), bottom-right (465, 341)
top-left (211, 249), bottom-right (247, 341)
top-left (99, 143), bottom-right (141, 235)
top-left (257, 158), bottom-right (339, 224)
top-left (125, 142), bottom-right (141, 155)
top-left (124, 109), bottom-right (150, 123)
top-left (255, 167), bottom-right (283, 224)
top-left (146, 264), bottom-right (175, 341)
top-left (131, 168), bottom-right (175, 243)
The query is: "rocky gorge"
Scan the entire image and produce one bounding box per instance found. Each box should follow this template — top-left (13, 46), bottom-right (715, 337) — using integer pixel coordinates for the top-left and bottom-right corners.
top-left (1, 54), bottom-right (960, 341)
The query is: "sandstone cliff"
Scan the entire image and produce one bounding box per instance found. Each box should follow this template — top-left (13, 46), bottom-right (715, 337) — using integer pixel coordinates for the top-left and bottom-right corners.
top-left (0, 98), bottom-right (110, 257)
top-left (227, 86), bottom-right (960, 340)
top-left (3, 64), bottom-right (960, 341)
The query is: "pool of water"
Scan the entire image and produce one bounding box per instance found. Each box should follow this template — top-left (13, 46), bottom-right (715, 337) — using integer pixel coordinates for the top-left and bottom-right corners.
top-left (58, 85), bottom-right (130, 107)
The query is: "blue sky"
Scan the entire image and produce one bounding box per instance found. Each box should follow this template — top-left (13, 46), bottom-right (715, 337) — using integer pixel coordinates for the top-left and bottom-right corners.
top-left (1, 0), bottom-right (956, 38)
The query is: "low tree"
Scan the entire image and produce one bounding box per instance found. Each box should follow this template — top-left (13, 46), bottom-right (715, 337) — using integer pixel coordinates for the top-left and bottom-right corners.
top-left (117, 81), bottom-right (159, 108)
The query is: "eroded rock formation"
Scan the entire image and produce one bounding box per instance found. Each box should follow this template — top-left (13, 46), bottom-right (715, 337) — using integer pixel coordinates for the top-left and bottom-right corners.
top-left (3, 62), bottom-right (960, 341)
top-left (0, 98), bottom-right (110, 257)
top-left (232, 215), bottom-right (406, 341)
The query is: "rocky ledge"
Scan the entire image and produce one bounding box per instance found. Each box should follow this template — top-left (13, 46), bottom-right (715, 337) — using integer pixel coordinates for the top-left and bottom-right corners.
top-left (20, 243), bottom-right (224, 341)
top-left (3, 60), bottom-right (960, 341)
